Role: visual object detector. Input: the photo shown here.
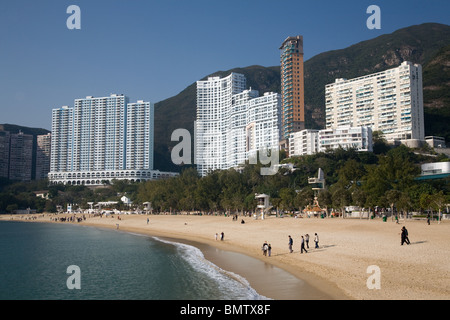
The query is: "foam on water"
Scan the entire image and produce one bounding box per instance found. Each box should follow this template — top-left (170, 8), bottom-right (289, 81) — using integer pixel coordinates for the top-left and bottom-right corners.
top-left (153, 236), bottom-right (270, 300)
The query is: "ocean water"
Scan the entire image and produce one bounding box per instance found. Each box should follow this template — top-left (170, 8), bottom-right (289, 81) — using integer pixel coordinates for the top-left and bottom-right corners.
top-left (0, 221), bottom-right (267, 300)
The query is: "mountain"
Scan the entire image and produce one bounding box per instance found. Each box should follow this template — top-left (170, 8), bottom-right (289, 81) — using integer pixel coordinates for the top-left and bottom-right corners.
top-left (422, 44), bottom-right (450, 141)
top-left (152, 23), bottom-right (450, 171)
top-left (303, 23), bottom-right (450, 129)
top-left (0, 124), bottom-right (50, 137)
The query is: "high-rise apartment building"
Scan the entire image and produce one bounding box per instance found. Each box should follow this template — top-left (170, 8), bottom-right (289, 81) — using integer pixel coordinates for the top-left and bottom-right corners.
top-left (196, 73), bottom-right (281, 176)
top-left (196, 73), bottom-right (246, 176)
top-left (72, 94), bottom-right (128, 172)
top-left (50, 106), bottom-right (73, 173)
top-left (8, 131), bottom-right (33, 181)
top-left (126, 100), bottom-right (154, 171)
top-left (0, 131), bottom-right (10, 179)
top-left (49, 94), bottom-right (175, 185)
top-left (280, 35), bottom-right (305, 141)
top-left (325, 61), bottom-right (424, 142)
top-left (0, 129), bottom-right (50, 181)
top-left (36, 133), bottom-right (51, 180)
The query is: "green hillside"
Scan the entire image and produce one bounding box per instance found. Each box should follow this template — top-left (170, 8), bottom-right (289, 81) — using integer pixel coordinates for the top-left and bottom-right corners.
top-left (152, 23), bottom-right (450, 171)
top-left (422, 44), bottom-right (450, 141)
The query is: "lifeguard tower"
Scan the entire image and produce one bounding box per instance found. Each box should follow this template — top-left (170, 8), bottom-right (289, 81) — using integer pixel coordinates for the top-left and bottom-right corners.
top-left (308, 168), bottom-right (325, 191)
top-left (254, 193), bottom-right (272, 220)
top-left (143, 201), bottom-right (152, 214)
top-left (306, 168), bottom-right (326, 217)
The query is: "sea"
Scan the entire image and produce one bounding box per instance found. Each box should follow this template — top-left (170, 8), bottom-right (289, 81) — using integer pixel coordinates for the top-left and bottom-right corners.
top-left (0, 221), bottom-right (268, 300)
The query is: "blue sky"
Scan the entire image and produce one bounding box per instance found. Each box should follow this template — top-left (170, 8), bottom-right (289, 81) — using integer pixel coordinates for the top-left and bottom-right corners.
top-left (1, 0), bottom-right (449, 131)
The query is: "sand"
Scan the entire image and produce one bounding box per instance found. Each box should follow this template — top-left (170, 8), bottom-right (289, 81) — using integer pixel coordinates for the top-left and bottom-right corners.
top-left (2, 213), bottom-right (450, 300)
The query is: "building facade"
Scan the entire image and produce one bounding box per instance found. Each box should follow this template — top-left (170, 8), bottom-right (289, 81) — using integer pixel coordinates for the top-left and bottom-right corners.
top-left (288, 129), bottom-right (319, 157)
top-left (50, 106), bottom-right (73, 173)
top-left (0, 131), bottom-right (10, 179)
top-left (425, 136), bottom-right (446, 149)
top-left (280, 35), bottom-right (305, 140)
top-left (49, 94), bottom-right (176, 185)
top-left (36, 133), bottom-right (51, 180)
top-left (126, 100), bottom-right (154, 171)
top-left (196, 73), bottom-right (281, 176)
top-left (318, 126), bottom-right (372, 152)
top-left (289, 126), bottom-right (372, 157)
top-left (72, 94), bottom-right (128, 172)
top-left (8, 131), bottom-right (33, 181)
top-left (325, 61), bottom-right (424, 143)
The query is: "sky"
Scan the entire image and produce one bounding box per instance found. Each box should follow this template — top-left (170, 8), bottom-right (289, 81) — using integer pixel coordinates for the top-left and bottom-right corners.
top-left (1, 0), bottom-right (449, 131)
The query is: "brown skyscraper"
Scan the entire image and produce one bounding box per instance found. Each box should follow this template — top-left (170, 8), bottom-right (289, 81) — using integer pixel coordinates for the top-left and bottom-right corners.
top-left (280, 35), bottom-right (305, 141)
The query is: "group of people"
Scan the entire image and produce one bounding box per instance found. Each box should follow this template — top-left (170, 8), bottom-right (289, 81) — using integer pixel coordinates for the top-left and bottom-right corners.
top-left (261, 241), bottom-right (272, 256)
top-left (51, 214), bottom-right (86, 223)
top-left (215, 232), bottom-right (225, 241)
top-left (263, 233), bottom-right (320, 257)
top-left (400, 226), bottom-right (410, 245)
top-left (289, 233), bottom-right (319, 254)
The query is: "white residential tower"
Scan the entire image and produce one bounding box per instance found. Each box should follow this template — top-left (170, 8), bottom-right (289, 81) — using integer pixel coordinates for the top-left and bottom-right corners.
top-left (196, 73), bottom-right (281, 176)
top-left (325, 61), bottom-right (424, 143)
top-left (49, 94), bottom-right (176, 185)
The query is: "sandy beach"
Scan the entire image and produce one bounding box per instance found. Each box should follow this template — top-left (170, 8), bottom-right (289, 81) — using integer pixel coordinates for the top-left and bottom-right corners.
top-left (2, 213), bottom-right (449, 300)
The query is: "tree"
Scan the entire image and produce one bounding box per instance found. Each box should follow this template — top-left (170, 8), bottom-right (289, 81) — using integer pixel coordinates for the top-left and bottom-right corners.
top-left (337, 159), bottom-right (366, 189)
top-left (430, 190), bottom-right (448, 223)
top-left (406, 183), bottom-right (435, 210)
top-left (294, 187), bottom-right (314, 211)
top-left (396, 192), bottom-right (412, 218)
top-left (352, 187), bottom-right (367, 218)
top-left (194, 172), bottom-right (221, 212)
top-left (362, 147), bottom-right (420, 208)
top-left (385, 189), bottom-right (402, 220)
top-left (317, 189), bottom-right (332, 214)
top-left (279, 188), bottom-right (296, 212)
top-left (419, 193), bottom-right (433, 214)
top-left (6, 203), bottom-right (18, 213)
top-left (331, 186), bottom-right (352, 217)
top-left (372, 130), bottom-right (390, 154)
top-left (243, 193), bottom-right (257, 212)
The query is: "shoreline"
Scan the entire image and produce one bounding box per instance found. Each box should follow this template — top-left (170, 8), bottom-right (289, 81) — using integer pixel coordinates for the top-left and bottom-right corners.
top-left (2, 213), bottom-right (450, 300)
top-left (0, 213), bottom-right (346, 300)
top-left (151, 235), bottom-right (339, 300)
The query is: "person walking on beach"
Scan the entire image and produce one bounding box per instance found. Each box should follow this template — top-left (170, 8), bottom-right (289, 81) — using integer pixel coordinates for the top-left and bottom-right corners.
top-left (220, 232), bottom-right (224, 241)
top-left (268, 243), bottom-right (272, 257)
top-left (401, 226), bottom-right (410, 245)
top-left (301, 235), bottom-right (307, 253)
top-left (314, 233), bottom-right (319, 249)
top-left (262, 241), bottom-right (268, 256)
top-left (288, 235), bottom-right (293, 253)
top-left (305, 234), bottom-right (310, 249)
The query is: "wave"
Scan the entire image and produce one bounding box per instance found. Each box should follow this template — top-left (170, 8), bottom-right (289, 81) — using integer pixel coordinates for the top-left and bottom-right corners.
top-left (152, 236), bottom-right (270, 300)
